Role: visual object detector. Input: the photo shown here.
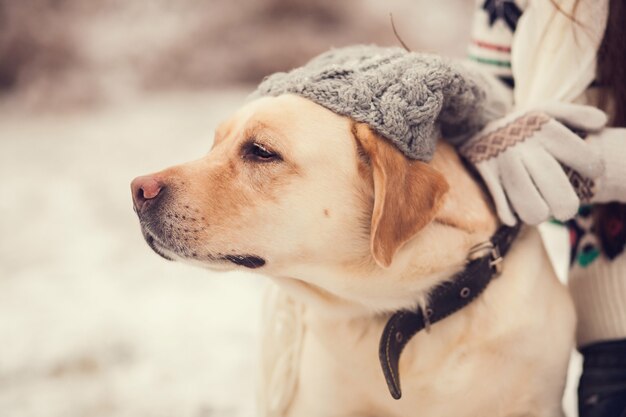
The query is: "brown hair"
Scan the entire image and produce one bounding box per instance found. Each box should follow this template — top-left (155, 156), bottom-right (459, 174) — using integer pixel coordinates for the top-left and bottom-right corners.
top-left (596, 0), bottom-right (626, 127)
top-left (594, 0), bottom-right (626, 258)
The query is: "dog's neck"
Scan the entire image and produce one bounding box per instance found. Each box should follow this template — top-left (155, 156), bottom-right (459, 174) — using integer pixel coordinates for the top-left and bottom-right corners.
top-left (269, 220), bottom-right (496, 318)
top-left (269, 144), bottom-right (498, 318)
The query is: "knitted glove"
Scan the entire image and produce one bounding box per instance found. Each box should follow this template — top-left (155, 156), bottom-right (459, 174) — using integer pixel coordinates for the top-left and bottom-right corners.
top-left (459, 103), bottom-right (607, 226)
top-left (568, 128), bottom-right (626, 204)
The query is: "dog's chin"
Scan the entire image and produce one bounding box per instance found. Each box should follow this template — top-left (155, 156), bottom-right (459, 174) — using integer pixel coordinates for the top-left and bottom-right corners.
top-left (143, 231), bottom-right (175, 261)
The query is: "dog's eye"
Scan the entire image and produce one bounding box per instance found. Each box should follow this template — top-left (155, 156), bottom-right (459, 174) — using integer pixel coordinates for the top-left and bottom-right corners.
top-left (243, 142), bottom-right (281, 162)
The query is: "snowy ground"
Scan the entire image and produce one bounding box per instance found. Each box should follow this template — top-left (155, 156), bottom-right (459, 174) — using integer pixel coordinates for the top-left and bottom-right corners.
top-left (0, 89), bottom-right (580, 417)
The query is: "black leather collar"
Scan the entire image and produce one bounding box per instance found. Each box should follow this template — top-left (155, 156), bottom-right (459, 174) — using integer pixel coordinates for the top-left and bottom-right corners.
top-left (378, 223), bottom-right (521, 399)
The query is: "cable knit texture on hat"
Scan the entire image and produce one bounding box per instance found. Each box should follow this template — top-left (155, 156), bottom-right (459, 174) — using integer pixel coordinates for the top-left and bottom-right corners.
top-left (254, 45), bottom-right (493, 161)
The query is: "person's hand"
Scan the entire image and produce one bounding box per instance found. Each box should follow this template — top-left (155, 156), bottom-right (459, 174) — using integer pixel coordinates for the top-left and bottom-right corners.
top-left (459, 103), bottom-right (607, 226)
top-left (567, 128), bottom-right (626, 204)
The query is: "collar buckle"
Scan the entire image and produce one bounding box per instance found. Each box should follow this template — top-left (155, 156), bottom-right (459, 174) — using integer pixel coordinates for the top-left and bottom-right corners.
top-left (467, 241), bottom-right (503, 276)
top-left (489, 245), bottom-right (503, 276)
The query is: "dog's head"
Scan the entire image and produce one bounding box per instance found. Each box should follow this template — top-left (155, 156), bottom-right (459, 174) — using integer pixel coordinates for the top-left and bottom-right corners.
top-left (131, 94), bottom-right (495, 312)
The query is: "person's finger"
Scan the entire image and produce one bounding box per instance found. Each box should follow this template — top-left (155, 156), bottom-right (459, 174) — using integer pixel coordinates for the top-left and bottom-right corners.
top-left (522, 147), bottom-right (580, 221)
top-left (540, 102), bottom-right (607, 132)
top-left (540, 121), bottom-right (605, 178)
top-left (476, 162), bottom-right (517, 226)
top-left (499, 151), bottom-right (549, 225)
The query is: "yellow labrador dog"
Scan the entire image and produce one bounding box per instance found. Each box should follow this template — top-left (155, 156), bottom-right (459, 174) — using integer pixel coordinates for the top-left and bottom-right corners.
top-left (131, 94), bottom-right (575, 417)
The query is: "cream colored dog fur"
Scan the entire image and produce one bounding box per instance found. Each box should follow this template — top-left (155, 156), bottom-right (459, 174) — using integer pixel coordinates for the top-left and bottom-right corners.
top-left (132, 94), bottom-right (575, 417)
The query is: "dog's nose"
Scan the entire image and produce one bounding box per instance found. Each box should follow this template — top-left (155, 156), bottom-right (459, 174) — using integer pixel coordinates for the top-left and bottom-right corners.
top-left (131, 175), bottom-right (163, 212)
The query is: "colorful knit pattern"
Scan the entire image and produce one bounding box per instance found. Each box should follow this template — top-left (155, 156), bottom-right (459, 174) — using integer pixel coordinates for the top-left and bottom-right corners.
top-left (459, 112), bottom-right (550, 163)
top-left (567, 204), bottom-right (626, 267)
top-left (482, 0), bottom-right (523, 30)
top-left (567, 205), bottom-right (601, 268)
top-left (596, 204), bottom-right (626, 260)
top-left (467, 0), bottom-right (526, 79)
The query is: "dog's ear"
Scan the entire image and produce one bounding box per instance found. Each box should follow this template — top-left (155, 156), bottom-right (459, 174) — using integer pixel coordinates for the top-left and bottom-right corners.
top-left (430, 142), bottom-right (497, 234)
top-left (352, 123), bottom-right (449, 268)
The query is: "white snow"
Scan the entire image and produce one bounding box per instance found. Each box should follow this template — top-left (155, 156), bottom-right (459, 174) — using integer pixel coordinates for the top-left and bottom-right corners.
top-left (0, 90), bottom-right (262, 417)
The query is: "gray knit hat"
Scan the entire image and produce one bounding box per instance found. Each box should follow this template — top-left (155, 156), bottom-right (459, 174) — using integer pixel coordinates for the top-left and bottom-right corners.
top-left (254, 45), bottom-right (492, 161)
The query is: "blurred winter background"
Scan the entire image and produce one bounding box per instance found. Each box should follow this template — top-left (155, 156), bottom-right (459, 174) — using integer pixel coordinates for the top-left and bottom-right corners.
top-left (0, 1), bottom-right (579, 416)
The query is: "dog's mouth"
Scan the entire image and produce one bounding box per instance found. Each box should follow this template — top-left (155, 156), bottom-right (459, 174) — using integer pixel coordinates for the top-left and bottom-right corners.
top-left (140, 226), bottom-right (266, 269)
top-left (221, 254), bottom-right (266, 268)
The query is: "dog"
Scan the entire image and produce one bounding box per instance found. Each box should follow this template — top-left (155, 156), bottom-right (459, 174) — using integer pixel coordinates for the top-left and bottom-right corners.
top-left (131, 93), bottom-right (575, 417)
